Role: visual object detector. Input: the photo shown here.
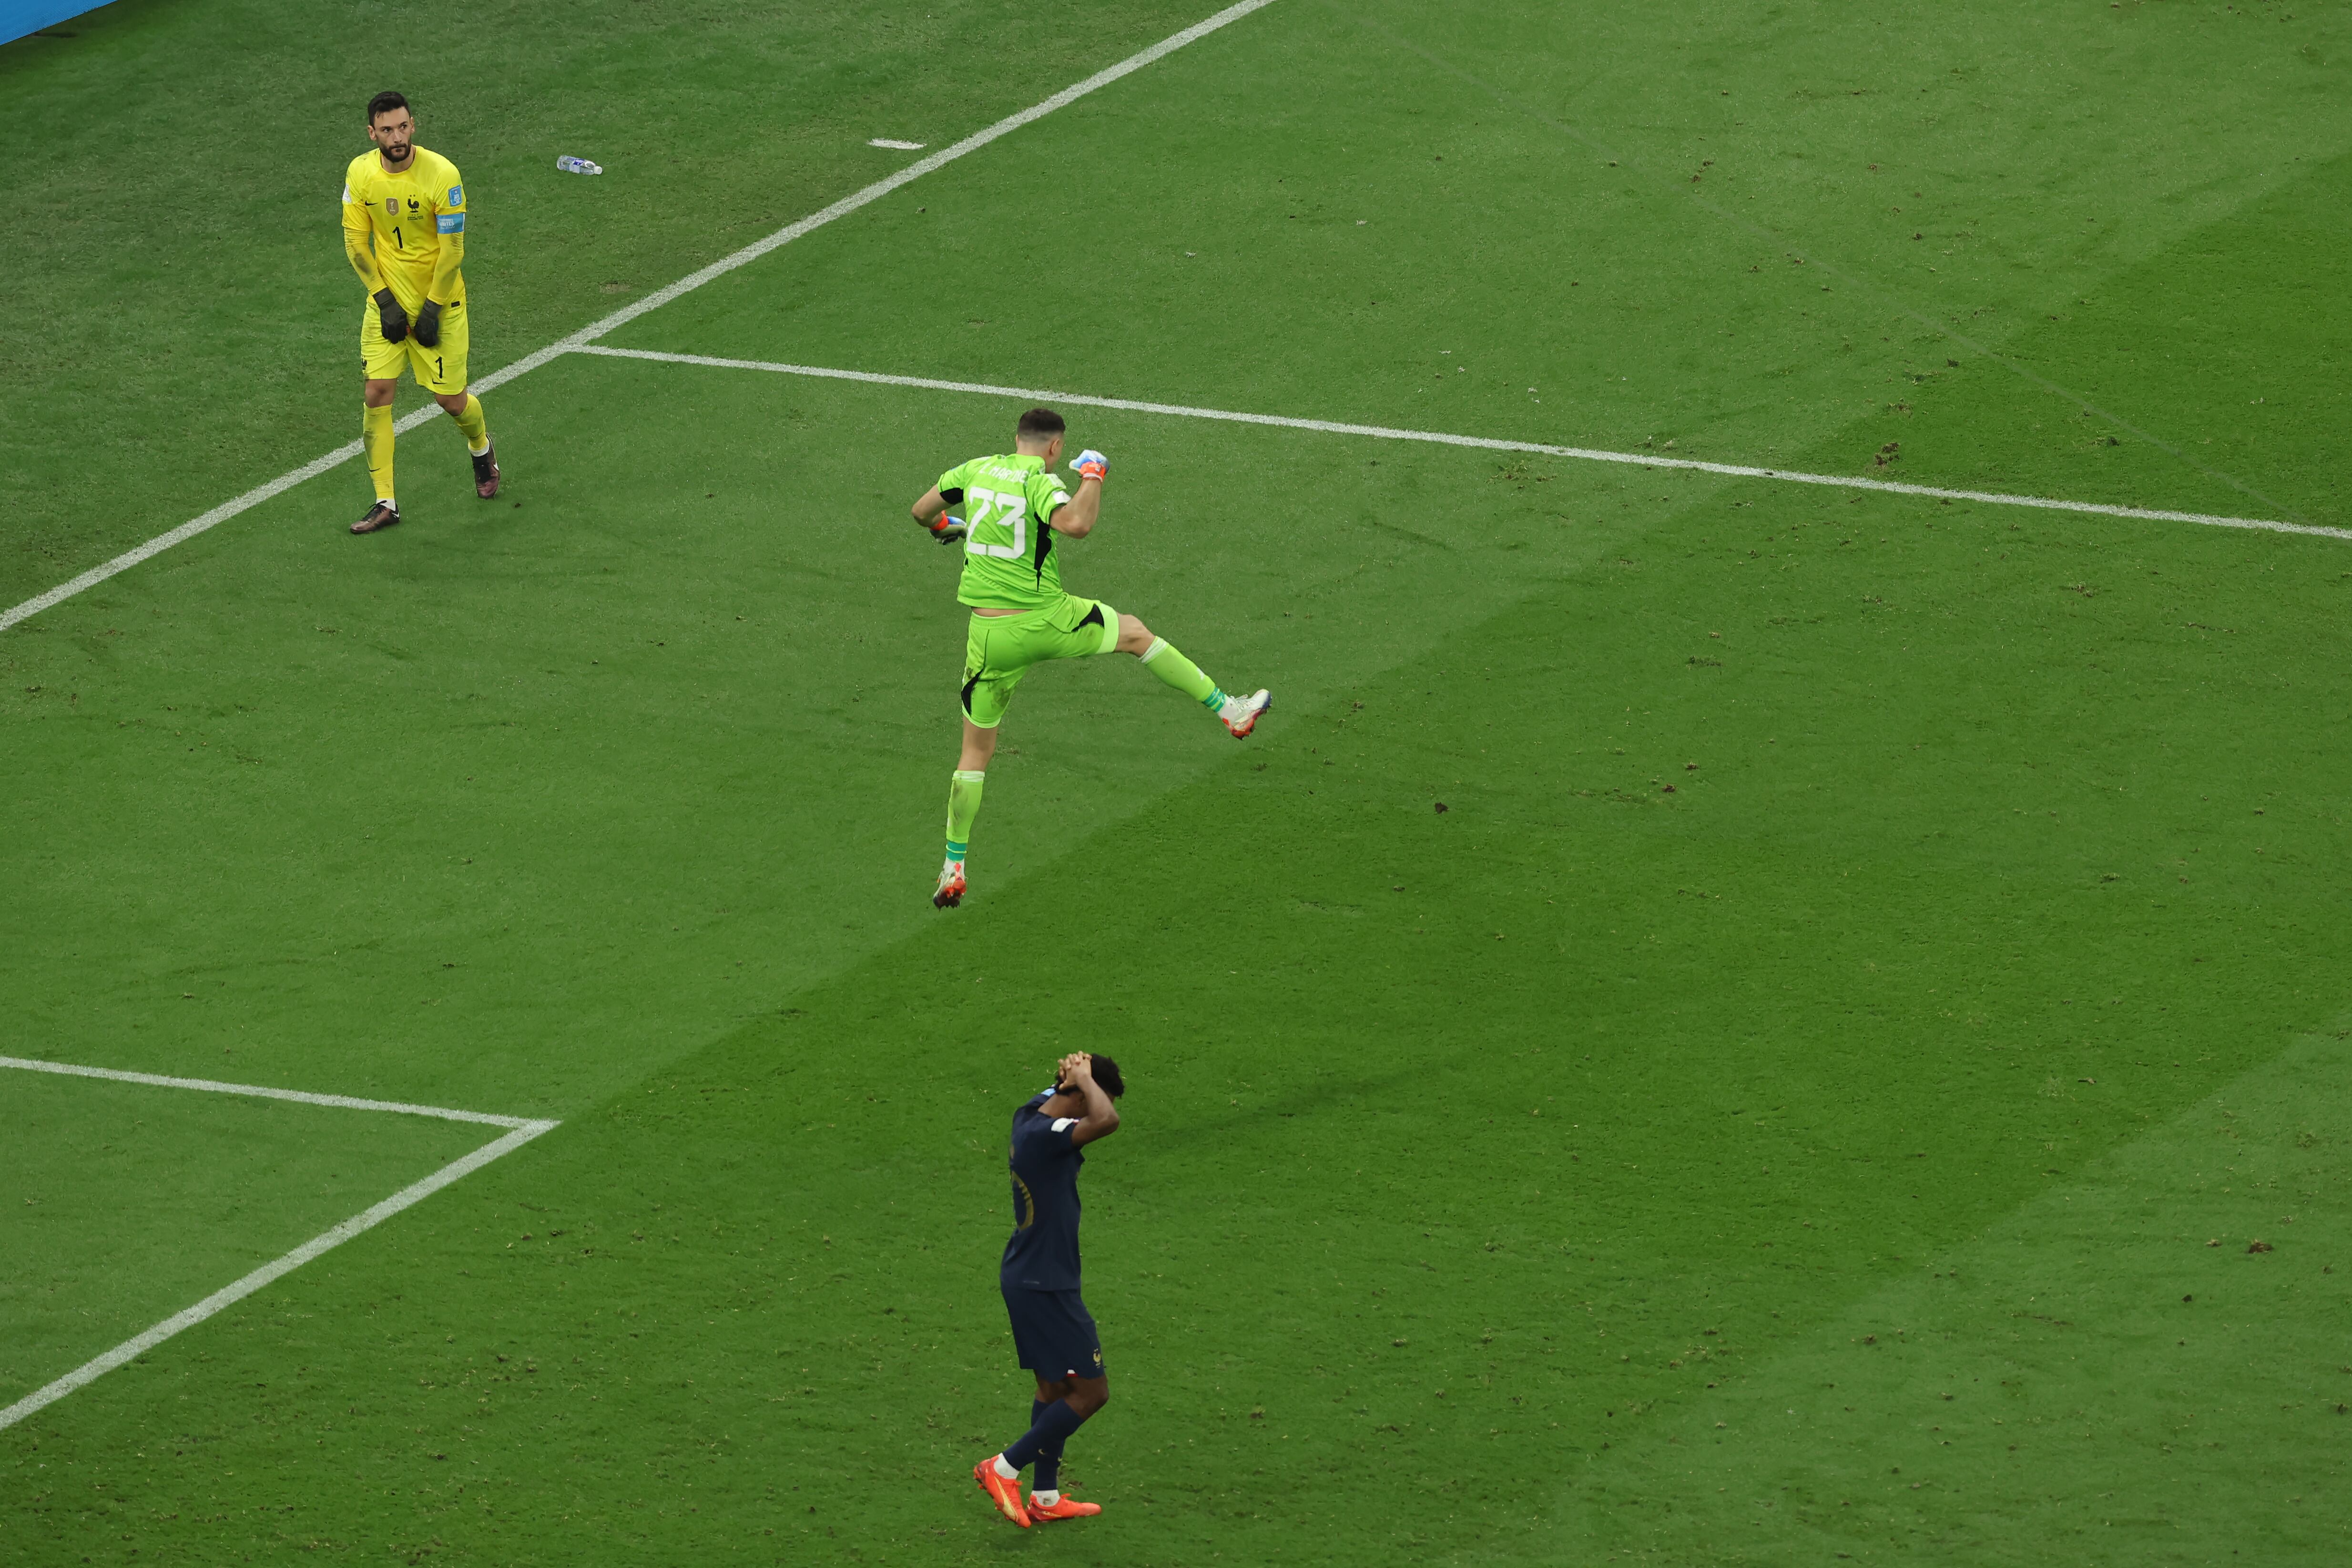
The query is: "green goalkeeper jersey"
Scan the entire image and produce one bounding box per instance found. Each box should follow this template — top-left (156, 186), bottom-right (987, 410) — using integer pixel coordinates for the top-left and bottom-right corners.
top-left (938, 452), bottom-right (1073, 611)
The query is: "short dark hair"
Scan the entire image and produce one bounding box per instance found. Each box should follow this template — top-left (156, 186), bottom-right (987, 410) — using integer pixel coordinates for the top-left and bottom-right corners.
top-left (367, 91), bottom-right (409, 125)
top-left (1060, 1054), bottom-right (1124, 1100)
top-left (1017, 407), bottom-right (1066, 440)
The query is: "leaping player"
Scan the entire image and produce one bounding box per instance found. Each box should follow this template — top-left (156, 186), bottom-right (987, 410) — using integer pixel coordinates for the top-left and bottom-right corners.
top-left (340, 91), bottom-right (500, 534)
top-left (911, 408), bottom-right (1271, 908)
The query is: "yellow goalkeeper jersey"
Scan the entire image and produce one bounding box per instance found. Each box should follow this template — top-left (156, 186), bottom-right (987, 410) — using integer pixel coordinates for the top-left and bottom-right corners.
top-left (341, 146), bottom-right (468, 311)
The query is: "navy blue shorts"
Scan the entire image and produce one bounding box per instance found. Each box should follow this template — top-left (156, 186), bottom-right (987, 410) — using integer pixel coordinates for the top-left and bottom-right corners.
top-left (1002, 1284), bottom-right (1104, 1381)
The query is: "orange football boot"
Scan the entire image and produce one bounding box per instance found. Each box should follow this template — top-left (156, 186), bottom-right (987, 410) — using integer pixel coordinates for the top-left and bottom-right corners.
top-left (1029, 1494), bottom-right (1101, 1521)
top-left (934, 857), bottom-right (967, 909)
top-left (973, 1459), bottom-right (1030, 1527)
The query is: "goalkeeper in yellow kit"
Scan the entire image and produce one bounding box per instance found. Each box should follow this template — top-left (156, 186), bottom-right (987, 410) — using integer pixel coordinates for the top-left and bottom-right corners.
top-left (341, 91), bottom-right (499, 534)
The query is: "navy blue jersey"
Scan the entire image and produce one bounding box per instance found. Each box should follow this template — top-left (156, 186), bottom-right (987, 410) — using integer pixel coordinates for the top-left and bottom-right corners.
top-left (1001, 1090), bottom-right (1086, 1292)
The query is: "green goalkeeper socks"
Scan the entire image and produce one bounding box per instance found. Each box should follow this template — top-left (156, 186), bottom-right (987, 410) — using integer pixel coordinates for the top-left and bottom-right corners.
top-left (1140, 637), bottom-right (1222, 708)
top-left (945, 769), bottom-right (985, 861)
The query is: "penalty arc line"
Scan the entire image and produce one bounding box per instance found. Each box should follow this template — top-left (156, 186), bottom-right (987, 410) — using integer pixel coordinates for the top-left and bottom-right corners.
top-left (569, 346), bottom-right (2352, 541)
top-left (0, 1056), bottom-right (557, 1432)
top-left (0, 0), bottom-right (1282, 638)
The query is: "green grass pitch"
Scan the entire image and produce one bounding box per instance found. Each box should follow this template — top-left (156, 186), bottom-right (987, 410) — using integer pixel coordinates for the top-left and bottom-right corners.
top-left (5, 0), bottom-right (2352, 1562)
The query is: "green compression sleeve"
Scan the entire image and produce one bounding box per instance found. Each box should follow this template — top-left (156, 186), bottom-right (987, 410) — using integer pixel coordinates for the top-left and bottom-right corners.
top-left (946, 769), bottom-right (985, 859)
top-left (1140, 638), bottom-right (1219, 707)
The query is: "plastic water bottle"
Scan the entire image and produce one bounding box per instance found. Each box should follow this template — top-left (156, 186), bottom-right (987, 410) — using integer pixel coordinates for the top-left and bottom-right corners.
top-left (556, 156), bottom-right (603, 175)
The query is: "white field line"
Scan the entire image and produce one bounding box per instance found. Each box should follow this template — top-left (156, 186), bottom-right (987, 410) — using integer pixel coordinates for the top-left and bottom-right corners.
top-left (571, 346), bottom-right (2352, 541)
top-left (0, 1053), bottom-right (537, 1128)
top-left (0, 0), bottom-right (1280, 637)
top-left (0, 1055), bottom-right (557, 1432)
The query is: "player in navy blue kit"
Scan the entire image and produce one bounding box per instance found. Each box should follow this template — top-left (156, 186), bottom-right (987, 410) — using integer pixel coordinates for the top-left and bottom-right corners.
top-left (972, 1050), bottom-right (1124, 1528)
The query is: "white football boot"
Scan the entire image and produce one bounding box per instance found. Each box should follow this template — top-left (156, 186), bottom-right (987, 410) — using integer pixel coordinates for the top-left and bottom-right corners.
top-left (1218, 689), bottom-right (1273, 739)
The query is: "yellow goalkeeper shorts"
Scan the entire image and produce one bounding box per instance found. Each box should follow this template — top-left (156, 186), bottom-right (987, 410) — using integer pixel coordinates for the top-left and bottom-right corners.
top-left (360, 294), bottom-right (470, 394)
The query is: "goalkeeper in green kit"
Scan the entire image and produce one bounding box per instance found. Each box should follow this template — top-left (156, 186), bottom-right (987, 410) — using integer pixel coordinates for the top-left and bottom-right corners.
top-left (910, 407), bottom-right (1272, 909)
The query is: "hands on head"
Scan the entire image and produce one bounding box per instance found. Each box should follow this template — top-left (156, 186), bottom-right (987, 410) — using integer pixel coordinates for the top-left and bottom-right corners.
top-left (1052, 1051), bottom-right (1120, 1145)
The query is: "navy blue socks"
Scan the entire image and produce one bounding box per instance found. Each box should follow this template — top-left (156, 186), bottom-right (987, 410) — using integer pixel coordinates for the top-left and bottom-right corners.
top-left (1004, 1397), bottom-right (1087, 1472)
top-left (1028, 1398), bottom-right (1064, 1492)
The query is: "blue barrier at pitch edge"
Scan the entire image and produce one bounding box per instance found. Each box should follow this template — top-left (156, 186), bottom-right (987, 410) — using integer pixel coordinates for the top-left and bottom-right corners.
top-left (2, 0), bottom-right (114, 47)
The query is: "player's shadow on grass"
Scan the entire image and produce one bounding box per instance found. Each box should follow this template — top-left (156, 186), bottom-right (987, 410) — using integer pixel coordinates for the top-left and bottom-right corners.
top-left (1137, 1063), bottom-right (1429, 1151)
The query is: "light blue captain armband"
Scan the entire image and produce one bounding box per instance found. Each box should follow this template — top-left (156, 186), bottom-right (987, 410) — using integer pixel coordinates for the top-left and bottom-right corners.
top-left (437, 213), bottom-right (465, 234)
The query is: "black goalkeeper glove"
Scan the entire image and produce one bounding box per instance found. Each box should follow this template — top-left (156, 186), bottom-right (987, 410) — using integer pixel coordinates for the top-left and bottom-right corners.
top-left (373, 288), bottom-right (409, 344)
top-left (412, 301), bottom-right (442, 348)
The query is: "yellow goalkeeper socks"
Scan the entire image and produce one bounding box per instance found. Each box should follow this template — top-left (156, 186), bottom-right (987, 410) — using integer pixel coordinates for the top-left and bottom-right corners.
top-left (451, 394), bottom-right (490, 456)
top-left (362, 404), bottom-right (396, 503)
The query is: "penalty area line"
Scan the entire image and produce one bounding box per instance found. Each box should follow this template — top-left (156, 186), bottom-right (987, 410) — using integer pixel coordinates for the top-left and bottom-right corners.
top-left (0, 0), bottom-right (1281, 637)
top-left (569, 345), bottom-right (2351, 542)
top-left (0, 1055), bottom-right (557, 1432)
top-left (0, 1054), bottom-right (539, 1129)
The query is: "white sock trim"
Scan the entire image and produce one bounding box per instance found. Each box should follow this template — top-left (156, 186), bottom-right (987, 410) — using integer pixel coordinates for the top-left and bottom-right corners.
top-left (991, 1455), bottom-right (1020, 1480)
top-left (953, 769), bottom-right (986, 782)
top-left (1140, 636), bottom-right (1169, 663)
top-left (1031, 1489), bottom-right (1059, 1506)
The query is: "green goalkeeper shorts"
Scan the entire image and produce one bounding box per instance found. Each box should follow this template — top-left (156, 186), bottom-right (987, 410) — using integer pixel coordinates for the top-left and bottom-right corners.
top-left (960, 595), bottom-right (1120, 729)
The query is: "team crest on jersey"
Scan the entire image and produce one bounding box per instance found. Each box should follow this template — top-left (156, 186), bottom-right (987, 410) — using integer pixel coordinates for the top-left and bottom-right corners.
top-left (407, 197), bottom-right (421, 212)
